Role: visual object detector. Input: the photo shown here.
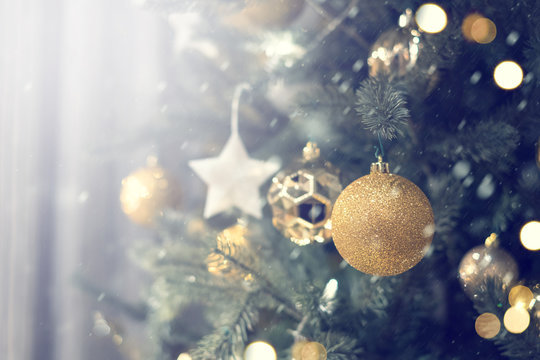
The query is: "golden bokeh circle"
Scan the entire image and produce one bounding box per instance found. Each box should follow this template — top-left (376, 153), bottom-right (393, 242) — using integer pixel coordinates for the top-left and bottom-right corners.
top-left (475, 313), bottom-right (501, 339)
top-left (508, 285), bottom-right (534, 308)
top-left (471, 18), bottom-right (496, 44)
top-left (503, 306), bottom-right (531, 334)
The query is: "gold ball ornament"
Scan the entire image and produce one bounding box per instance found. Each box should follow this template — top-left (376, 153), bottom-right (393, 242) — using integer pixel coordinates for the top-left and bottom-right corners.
top-left (120, 160), bottom-right (181, 226)
top-left (267, 143), bottom-right (342, 245)
top-left (224, 0), bottom-right (304, 32)
top-left (331, 159), bottom-right (434, 276)
top-left (368, 9), bottom-right (438, 96)
top-left (458, 234), bottom-right (519, 299)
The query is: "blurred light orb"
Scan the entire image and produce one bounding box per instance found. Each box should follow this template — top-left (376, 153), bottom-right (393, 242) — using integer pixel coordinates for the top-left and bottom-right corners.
top-left (503, 306), bottom-right (530, 333)
top-left (244, 341), bottom-right (276, 360)
top-left (177, 354), bottom-right (192, 360)
top-left (471, 18), bottom-right (496, 43)
top-left (493, 61), bottom-right (523, 90)
top-left (415, 4), bottom-right (447, 33)
top-left (462, 14), bottom-right (496, 43)
top-left (509, 285), bottom-right (534, 307)
top-left (520, 221), bottom-right (540, 251)
top-left (475, 312), bottom-right (500, 339)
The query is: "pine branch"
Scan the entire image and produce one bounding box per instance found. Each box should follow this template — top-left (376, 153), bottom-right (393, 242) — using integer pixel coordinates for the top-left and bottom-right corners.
top-left (190, 293), bottom-right (258, 360)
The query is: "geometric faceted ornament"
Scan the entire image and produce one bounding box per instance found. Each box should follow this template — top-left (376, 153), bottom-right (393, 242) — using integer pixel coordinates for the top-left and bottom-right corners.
top-left (267, 143), bottom-right (342, 245)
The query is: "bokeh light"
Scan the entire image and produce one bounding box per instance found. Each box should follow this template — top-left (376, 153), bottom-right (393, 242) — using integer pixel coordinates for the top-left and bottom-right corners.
top-left (462, 14), bottom-right (496, 43)
top-left (177, 353), bottom-right (192, 360)
top-left (520, 221), bottom-right (540, 251)
top-left (474, 312), bottom-right (500, 339)
top-left (415, 4), bottom-right (447, 33)
top-left (509, 285), bottom-right (534, 308)
top-left (471, 18), bottom-right (496, 43)
top-left (244, 341), bottom-right (277, 360)
top-left (493, 61), bottom-right (523, 90)
top-left (503, 306), bottom-right (530, 334)
top-left (301, 342), bottom-right (327, 360)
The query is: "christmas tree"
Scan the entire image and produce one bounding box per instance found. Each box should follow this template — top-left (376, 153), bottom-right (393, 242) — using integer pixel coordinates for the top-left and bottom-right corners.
top-left (58, 0), bottom-right (540, 359)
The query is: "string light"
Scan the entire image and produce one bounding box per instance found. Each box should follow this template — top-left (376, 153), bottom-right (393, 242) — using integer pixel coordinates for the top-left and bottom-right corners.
top-left (244, 341), bottom-right (277, 360)
top-left (415, 4), bottom-right (447, 33)
top-left (503, 306), bottom-right (530, 334)
top-left (520, 221), bottom-right (540, 251)
top-left (493, 61), bottom-right (523, 90)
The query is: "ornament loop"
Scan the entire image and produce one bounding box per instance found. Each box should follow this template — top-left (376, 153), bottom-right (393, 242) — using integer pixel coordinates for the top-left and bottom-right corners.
top-left (231, 83), bottom-right (252, 135)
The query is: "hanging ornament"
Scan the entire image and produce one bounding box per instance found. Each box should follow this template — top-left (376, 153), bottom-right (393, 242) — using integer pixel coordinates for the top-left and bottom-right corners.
top-left (331, 156), bottom-right (434, 276)
top-left (120, 157), bottom-right (181, 226)
top-left (206, 223), bottom-right (254, 282)
top-left (367, 9), bottom-right (438, 95)
top-left (189, 84), bottom-right (280, 219)
top-left (224, 0), bottom-right (304, 33)
top-left (267, 142), bottom-right (342, 246)
top-left (458, 233), bottom-right (519, 299)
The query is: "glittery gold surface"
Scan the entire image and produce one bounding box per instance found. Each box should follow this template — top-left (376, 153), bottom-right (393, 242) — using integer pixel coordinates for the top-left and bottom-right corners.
top-left (458, 244), bottom-right (518, 299)
top-left (331, 168), bottom-right (434, 276)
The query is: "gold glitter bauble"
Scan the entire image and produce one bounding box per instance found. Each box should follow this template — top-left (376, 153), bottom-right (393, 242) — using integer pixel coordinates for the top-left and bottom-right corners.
top-left (475, 312), bottom-right (501, 339)
top-left (331, 160), bottom-right (434, 276)
top-left (267, 143), bottom-right (342, 245)
top-left (120, 163), bottom-right (181, 226)
top-left (458, 236), bottom-right (518, 299)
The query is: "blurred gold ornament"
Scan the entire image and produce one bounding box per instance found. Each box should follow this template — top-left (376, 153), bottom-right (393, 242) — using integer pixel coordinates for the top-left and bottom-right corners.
top-left (509, 285), bottom-right (534, 308)
top-left (368, 9), bottom-right (438, 95)
top-left (368, 25), bottom-right (420, 79)
top-left (331, 158), bottom-right (434, 276)
top-left (206, 224), bottom-right (253, 280)
top-left (292, 341), bottom-right (327, 360)
top-left (475, 312), bottom-right (500, 339)
top-left (301, 342), bottom-right (327, 360)
top-left (458, 234), bottom-right (518, 299)
top-left (267, 143), bottom-right (342, 245)
top-left (503, 306), bottom-right (530, 334)
top-left (224, 0), bottom-right (304, 32)
top-left (291, 340), bottom-right (309, 360)
top-left (120, 159), bottom-right (181, 226)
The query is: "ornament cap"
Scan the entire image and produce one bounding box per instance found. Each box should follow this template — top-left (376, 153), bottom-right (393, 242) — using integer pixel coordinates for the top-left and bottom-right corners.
top-left (302, 142), bottom-right (320, 162)
top-left (485, 233), bottom-right (499, 248)
top-left (370, 158), bottom-right (390, 174)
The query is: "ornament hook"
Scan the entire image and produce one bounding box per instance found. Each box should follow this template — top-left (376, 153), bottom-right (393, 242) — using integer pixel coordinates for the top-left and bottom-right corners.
top-left (231, 83), bottom-right (252, 135)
